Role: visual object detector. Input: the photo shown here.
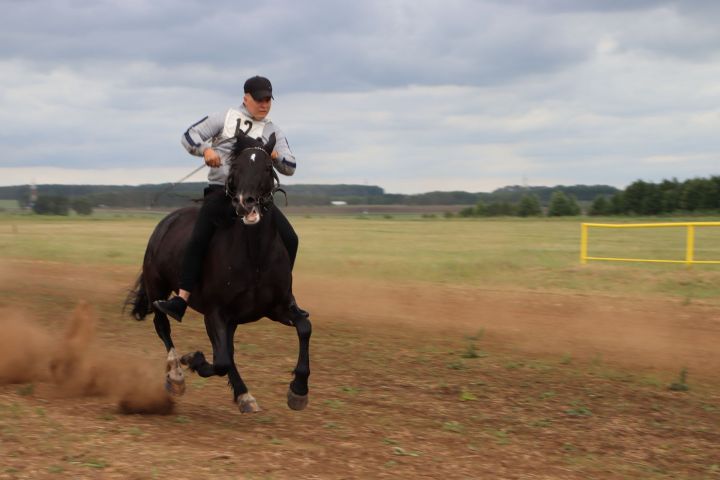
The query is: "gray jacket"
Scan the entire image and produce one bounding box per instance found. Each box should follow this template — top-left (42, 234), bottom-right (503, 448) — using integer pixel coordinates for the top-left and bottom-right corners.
top-left (181, 105), bottom-right (296, 186)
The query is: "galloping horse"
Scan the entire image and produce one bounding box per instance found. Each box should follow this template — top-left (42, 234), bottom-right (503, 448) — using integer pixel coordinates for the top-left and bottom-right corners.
top-left (126, 133), bottom-right (311, 413)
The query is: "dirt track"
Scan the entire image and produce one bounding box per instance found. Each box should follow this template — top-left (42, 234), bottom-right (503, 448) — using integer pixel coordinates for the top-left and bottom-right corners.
top-left (0, 260), bottom-right (719, 479)
top-left (295, 273), bottom-right (720, 381)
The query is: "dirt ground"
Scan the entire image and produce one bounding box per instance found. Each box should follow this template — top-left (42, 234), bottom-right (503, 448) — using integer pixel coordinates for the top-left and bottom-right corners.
top-left (0, 259), bottom-right (719, 479)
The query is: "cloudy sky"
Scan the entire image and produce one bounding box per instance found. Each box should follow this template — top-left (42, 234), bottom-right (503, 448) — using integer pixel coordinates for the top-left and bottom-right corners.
top-left (2, 0), bottom-right (719, 193)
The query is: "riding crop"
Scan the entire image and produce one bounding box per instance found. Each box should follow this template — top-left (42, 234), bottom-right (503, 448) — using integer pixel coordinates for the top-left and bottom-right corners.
top-left (150, 163), bottom-right (206, 207)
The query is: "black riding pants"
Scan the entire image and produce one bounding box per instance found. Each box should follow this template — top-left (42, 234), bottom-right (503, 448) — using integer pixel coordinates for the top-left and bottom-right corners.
top-left (178, 185), bottom-right (298, 292)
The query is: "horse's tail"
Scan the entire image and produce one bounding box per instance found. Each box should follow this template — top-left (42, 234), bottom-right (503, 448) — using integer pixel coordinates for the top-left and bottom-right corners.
top-left (124, 273), bottom-right (150, 321)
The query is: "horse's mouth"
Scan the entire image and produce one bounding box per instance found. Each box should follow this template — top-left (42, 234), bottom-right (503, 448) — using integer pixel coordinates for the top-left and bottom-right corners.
top-left (241, 206), bottom-right (261, 225)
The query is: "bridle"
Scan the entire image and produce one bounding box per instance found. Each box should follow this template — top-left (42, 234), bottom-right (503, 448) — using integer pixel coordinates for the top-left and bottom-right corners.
top-left (225, 147), bottom-right (287, 216)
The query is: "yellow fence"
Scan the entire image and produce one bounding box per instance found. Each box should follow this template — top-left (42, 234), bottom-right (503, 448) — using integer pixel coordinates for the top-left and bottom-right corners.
top-left (580, 222), bottom-right (720, 266)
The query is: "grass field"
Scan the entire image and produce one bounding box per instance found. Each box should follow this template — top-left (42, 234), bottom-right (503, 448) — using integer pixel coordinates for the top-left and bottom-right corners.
top-left (3, 212), bottom-right (720, 301)
top-left (0, 200), bottom-right (20, 211)
top-left (0, 212), bottom-right (719, 479)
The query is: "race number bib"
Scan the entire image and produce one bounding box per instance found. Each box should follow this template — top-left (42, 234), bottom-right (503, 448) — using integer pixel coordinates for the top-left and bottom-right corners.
top-left (222, 109), bottom-right (267, 142)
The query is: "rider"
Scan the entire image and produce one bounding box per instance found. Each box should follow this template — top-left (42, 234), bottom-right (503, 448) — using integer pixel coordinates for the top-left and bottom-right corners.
top-left (153, 75), bottom-right (308, 322)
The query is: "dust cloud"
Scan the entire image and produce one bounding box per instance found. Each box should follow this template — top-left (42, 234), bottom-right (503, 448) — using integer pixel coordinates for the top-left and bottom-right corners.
top-left (0, 302), bottom-right (173, 414)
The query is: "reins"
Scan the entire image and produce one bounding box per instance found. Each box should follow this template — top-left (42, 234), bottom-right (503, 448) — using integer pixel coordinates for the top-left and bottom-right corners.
top-left (150, 163), bottom-right (206, 207)
top-left (150, 136), bottom-right (243, 208)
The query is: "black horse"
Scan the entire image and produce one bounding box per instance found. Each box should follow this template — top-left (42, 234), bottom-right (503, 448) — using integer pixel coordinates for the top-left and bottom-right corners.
top-left (126, 133), bottom-right (311, 413)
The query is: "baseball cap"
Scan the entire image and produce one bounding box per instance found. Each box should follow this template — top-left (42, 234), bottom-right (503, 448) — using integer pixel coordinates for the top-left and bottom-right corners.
top-left (244, 76), bottom-right (274, 101)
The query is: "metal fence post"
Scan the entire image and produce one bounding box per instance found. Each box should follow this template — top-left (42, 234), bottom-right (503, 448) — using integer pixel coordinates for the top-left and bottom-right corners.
top-left (686, 224), bottom-right (695, 268)
top-left (580, 223), bottom-right (588, 265)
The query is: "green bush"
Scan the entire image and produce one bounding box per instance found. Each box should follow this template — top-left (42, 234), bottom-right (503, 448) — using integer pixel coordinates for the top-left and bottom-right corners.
top-left (517, 194), bottom-right (542, 217)
top-left (71, 197), bottom-right (94, 215)
top-left (33, 196), bottom-right (69, 215)
top-left (589, 196), bottom-right (610, 216)
top-left (547, 191), bottom-right (581, 216)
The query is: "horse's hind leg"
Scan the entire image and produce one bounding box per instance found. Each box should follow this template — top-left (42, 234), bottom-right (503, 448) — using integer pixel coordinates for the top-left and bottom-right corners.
top-left (153, 311), bottom-right (185, 396)
top-left (154, 310), bottom-right (174, 351)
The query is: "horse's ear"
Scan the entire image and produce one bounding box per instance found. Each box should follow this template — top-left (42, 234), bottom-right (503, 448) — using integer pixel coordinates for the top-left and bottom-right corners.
top-left (264, 133), bottom-right (276, 156)
top-left (232, 131), bottom-right (256, 155)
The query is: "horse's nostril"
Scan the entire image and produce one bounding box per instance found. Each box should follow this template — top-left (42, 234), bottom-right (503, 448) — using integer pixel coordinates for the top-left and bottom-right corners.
top-left (245, 196), bottom-right (256, 205)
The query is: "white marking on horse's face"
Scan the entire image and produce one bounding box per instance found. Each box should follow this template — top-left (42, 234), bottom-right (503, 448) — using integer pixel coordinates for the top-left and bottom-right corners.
top-left (250, 153), bottom-right (256, 162)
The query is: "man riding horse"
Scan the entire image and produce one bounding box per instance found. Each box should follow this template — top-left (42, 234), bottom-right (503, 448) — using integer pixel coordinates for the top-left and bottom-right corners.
top-left (153, 75), bottom-right (308, 321)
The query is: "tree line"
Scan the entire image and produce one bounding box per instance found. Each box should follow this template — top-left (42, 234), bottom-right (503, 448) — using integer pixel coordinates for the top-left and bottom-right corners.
top-left (6, 177), bottom-right (719, 216)
top-left (457, 176), bottom-right (720, 217)
top-left (1, 183), bottom-right (618, 210)
top-left (32, 196), bottom-right (94, 215)
top-left (458, 191), bottom-right (581, 217)
top-left (587, 177), bottom-right (720, 215)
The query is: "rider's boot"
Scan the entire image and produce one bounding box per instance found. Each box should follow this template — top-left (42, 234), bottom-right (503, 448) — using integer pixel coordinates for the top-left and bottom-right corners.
top-left (153, 296), bottom-right (187, 322)
top-left (289, 293), bottom-right (309, 318)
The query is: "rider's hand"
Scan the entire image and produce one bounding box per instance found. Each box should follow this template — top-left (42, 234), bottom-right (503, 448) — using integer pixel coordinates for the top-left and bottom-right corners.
top-left (203, 148), bottom-right (221, 168)
top-left (271, 150), bottom-right (279, 161)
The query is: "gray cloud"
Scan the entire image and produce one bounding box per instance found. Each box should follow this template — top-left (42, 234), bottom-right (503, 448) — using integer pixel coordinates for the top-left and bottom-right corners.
top-left (0, 0), bottom-right (595, 91)
top-left (1, 0), bottom-right (720, 192)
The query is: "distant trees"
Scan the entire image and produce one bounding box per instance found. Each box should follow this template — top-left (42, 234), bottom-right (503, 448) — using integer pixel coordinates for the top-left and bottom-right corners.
top-left (455, 175), bottom-right (720, 218)
top-left (459, 201), bottom-right (517, 217)
top-left (547, 191), bottom-right (581, 216)
top-left (71, 197), bottom-right (94, 215)
top-left (32, 195), bottom-right (94, 215)
top-left (8, 176), bottom-right (720, 217)
top-left (490, 184), bottom-right (617, 204)
top-left (459, 191), bottom-right (578, 217)
top-left (517, 194), bottom-right (542, 217)
top-left (588, 196), bottom-right (610, 216)
top-left (33, 196), bottom-right (69, 215)
top-left (589, 176), bottom-right (720, 216)
top-left (0, 183), bottom-right (620, 209)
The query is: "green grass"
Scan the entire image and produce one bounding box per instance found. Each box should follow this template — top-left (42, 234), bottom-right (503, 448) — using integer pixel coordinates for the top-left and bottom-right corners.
top-left (0, 200), bottom-right (20, 210)
top-left (0, 213), bottom-right (158, 265)
top-left (294, 215), bottom-right (720, 301)
top-left (1, 213), bottom-right (720, 302)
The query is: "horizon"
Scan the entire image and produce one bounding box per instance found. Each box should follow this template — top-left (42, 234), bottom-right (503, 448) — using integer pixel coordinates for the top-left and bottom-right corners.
top-left (0, 178), bottom-right (646, 196)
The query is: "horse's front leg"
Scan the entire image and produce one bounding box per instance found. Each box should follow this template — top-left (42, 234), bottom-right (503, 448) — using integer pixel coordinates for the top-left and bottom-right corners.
top-left (223, 321), bottom-right (260, 413)
top-left (180, 311), bottom-right (259, 413)
top-left (287, 315), bottom-right (312, 411)
top-left (153, 311), bottom-right (185, 396)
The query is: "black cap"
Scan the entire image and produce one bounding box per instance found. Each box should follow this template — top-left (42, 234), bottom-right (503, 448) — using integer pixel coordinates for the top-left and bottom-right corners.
top-left (244, 75), bottom-right (274, 101)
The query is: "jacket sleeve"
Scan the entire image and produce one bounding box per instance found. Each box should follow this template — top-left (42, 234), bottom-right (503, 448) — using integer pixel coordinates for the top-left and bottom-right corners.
top-left (268, 126), bottom-right (296, 176)
top-left (181, 111), bottom-right (226, 156)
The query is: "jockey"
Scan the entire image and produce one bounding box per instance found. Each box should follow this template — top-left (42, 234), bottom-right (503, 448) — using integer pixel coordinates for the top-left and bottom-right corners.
top-left (153, 75), bottom-right (308, 322)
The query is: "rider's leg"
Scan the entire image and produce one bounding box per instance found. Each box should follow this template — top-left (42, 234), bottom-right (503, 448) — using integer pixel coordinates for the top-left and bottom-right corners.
top-left (271, 205), bottom-right (308, 317)
top-left (273, 205), bottom-right (298, 267)
top-left (153, 186), bottom-right (229, 321)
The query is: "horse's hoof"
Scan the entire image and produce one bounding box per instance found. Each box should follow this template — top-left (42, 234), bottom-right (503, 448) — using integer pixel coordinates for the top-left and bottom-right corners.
top-left (165, 373), bottom-right (186, 396)
top-left (237, 393), bottom-right (260, 413)
top-left (179, 352), bottom-right (195, 366)
top-left (180, 351), bottom-right (204, 372)
top-left (287, 389), bottom-right (309, 411)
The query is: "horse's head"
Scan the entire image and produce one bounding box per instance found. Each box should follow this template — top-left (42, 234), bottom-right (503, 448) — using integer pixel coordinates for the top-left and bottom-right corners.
top-left (226, 132), bottom-right (278, 225)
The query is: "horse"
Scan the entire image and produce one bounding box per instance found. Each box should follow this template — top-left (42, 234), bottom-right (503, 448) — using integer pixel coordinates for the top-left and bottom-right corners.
top-left (126, 133), bottom-right (311, 413)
